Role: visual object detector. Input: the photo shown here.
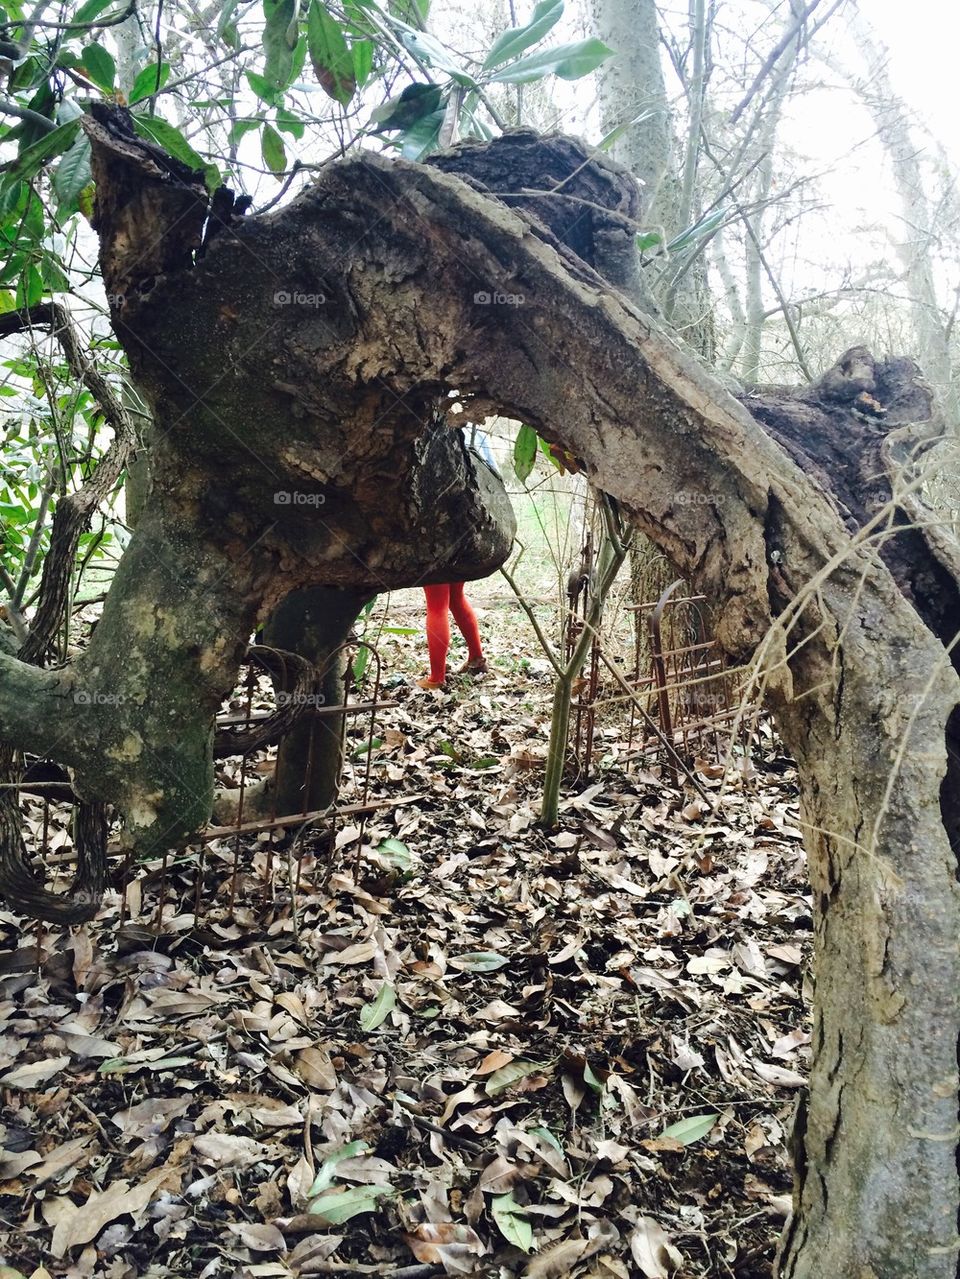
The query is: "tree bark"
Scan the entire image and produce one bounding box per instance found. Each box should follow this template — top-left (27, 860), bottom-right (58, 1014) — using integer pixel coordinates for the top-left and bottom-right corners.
top-left (261, 587), bottom-right (371, 816)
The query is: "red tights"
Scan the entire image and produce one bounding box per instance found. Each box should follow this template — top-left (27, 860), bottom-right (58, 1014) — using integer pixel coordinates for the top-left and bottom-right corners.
top-left (423, 583), bottom-right (484, 684)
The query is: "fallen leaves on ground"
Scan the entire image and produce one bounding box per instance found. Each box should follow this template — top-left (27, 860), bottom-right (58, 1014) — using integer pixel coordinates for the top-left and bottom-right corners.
top-left (0, 598), bottom-right (810, 1278)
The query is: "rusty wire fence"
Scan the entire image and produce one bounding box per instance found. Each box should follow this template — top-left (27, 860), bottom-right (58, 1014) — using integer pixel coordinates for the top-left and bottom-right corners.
top-left (15, 636), bottom-right (419, 924)
top-left (568, 578), bottom-right (759, 786)
top-left (16, 570), bottom-right (760, 923)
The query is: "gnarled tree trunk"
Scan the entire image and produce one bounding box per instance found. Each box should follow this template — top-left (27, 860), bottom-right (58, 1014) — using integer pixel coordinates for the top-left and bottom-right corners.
top-left (0, 116), bottom-right (957, 1273)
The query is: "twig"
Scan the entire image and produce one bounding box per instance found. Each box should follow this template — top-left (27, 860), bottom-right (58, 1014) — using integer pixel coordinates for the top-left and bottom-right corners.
top-left (729, 0), bottom-right (831, 126)
top-left (0, 97), bottom-right (56, 131)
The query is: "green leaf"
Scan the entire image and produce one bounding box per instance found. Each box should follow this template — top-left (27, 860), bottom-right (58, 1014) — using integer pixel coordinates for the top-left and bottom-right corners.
top-left (531, 1125), bottom-right (563, 1152)
top-left (486, 1060), bottom-right (546, 1096)
top-left (0, 292), bottom-right (16, 315)
top-left (491, 1192), bottom-right (534, 1252)
top-left (352, 38), bottom-right (374, 87)
top-left (260, 122), bottom-right (287, 174)
top-left (247, 69), bottom-right (282, 106)
top-left (598, 108), bottom-right (658, 152)
top-left (229, 117), bottom-right (262, 144)
top-left (667, 207), bottom-right (727, 252)
top-left (381, 625), bottom-right (418, 635)
top-left (98, 1054), bottom-right (195, 1075)
top-left (483, 0), bottom-right (563, 70)
top-left (376, 837), bottom-right (411, 869)
top-left (359, 981), bottom-right (396, 1030)
top-left (636, 230), bottom-right (663, 253)
top-left (448, 951), bottom-right (508, 972)
top-left (80, 42), bottom-right (116, 91)
top-left (308, 0), bottom-right (357, 105)
top-left (40, 253), bottom-right (69, 293)
top-left (582, 1061), bottom-right (605, 1093)
top-left (661, 1113), bottom-right (719, 1145)
top-left (1, 119), bottom-right (80, 188)
top-left (513, 424), bottom-right (538, 482)
top-left (370, 82), bottom-right (441, 131)
top-left (262, 0), bottom-right (299, 90)
top-left (397, 28), bottom-right (475, 85)
top-left (307, 1141), bottom-right (369, 1195)
top-left (131, 114), bottom-right (207, 173)
top-left (217, 0), bottom-right (244, 46)
top-left (489, 37), bottom-right (613, 85)
top-left (308, 1183), bottom-right (392, 1225)
top-left (352, 644), bottom-right (371, 682)
top-left (73, 0), bottom-right (116, 23)
top-left (15, 265), bottom-right (42, 309)
top-left (399, 108), bottom-right (443, 160)
top-left (129, 61), bottom-right (171, 103)
top-left (275, 105), bottom-right (305, 138)
top-left (53, 134), bottom-right (92, 211)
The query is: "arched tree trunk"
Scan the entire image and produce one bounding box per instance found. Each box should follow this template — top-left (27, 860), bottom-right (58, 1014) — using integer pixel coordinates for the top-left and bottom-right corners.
top-left (0, 117), bottom-right (957, 1272)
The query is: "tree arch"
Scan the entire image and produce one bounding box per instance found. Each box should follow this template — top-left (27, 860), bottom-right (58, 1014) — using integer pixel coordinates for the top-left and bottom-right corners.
top-left (0, 116), bottom-right (957, 1275)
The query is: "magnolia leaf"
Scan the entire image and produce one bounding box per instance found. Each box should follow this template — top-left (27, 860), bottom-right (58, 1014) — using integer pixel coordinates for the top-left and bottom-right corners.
top-left (261, 122), bottom-right (287, 174)
top-left (308, 0), bottom-right (356, 105)
top-left (489, 38), bottom-right (613, 86)
top-left (376, 837), bottom-right (411, 868)
top-left (449, 951), bottom-right (508, 972)
top-left (308, 1141), bottom-right (369, 1195)
top-left (485, 1060), bottom-right (546, 1095)
top-left (359, 982), bottom-right (396, 1031)
top-left (660, 1113), bottom-right (718, 1145)
top-left (262, 0), bottom-right (298, 90)
top-left (129, 62), bottom-right (171, 103)
top-left (53, 134), bottom-right (91, 211)
top-left (491, 1192), bottom-right (534, 1253)
top-left (80, 43), bottom-right (116, 91)
top-left (308, 1183), bottom-right (391, 1224)
top-left (513, 424), bottom-right (538, 482)
top-left (483, 0), bottom-right (563, 70)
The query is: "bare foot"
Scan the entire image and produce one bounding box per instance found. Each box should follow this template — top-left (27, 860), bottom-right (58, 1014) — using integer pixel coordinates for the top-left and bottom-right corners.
top-left (456, 657), bottom-right (487, 675)
top-left (416, 676), bottom-right (446, 690)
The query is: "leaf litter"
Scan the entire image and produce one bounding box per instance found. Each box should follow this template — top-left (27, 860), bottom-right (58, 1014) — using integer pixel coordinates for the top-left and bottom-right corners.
top-left (0, 596), bottom-right (810, 1278)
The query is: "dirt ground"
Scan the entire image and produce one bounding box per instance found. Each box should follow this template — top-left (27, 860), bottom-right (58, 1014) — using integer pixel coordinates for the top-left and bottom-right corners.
top-left (0, 589), bottom-right (810, 1279)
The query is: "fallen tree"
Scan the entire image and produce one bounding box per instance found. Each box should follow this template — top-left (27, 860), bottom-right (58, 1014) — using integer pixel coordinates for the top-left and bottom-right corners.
top-left (0, 115), bottom-right (957, 1274)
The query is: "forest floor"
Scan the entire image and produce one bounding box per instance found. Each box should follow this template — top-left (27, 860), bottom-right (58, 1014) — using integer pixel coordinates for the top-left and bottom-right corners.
top-left (0, 588), bottom-right (811, 1279)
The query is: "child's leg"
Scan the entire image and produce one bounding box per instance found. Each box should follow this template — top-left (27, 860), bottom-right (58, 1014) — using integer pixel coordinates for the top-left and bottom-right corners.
top-left (423, 584), bottom-right (451, 684)
top-left (448, 582), bottom-right (484, 663)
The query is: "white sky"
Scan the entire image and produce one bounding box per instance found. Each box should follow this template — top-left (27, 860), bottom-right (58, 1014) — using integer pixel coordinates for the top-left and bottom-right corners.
top-left (868, 0), bottom-right (960, 153)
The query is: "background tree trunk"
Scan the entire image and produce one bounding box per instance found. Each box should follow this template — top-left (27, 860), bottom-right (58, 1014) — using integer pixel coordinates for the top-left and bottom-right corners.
top-left (261, 587), bottom-right (371, 817)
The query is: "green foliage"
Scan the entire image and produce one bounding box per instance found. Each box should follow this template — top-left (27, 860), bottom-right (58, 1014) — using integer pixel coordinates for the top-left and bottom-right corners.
top-left (79, 42), bottom-right (116, 92)
top-left (129, 62), bottom-right (171, 104)
top-left (487, 37), bottom-right (613, 86)
top-left (131, 115), bottom-right (221, 190)
top-left (0, 0), bottom-right (617, 639)
top-left (513, 424), bottom-right (539, 483)
top-left (307, 0), bottom-right (357, 105)
top-left (262, 0), bottom-right (300, 91)
top-left (482, 0), bottom-right (563, 70)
